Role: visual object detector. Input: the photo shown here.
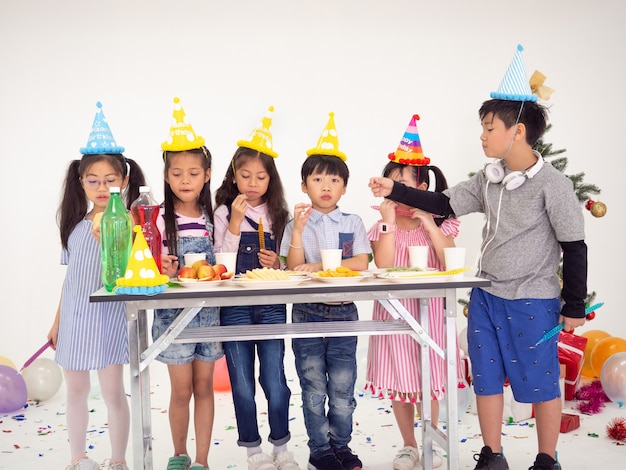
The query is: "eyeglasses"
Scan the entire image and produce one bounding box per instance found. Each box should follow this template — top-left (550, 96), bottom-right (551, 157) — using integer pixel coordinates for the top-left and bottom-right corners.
top-left (81, 177), bottom-right (123, 190)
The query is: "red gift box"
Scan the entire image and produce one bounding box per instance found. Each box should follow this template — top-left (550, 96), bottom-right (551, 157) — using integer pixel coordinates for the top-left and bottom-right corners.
top-left (560, 412), bottom-right (580, 433)
top-left (557, 331), bottom-right (588, 401)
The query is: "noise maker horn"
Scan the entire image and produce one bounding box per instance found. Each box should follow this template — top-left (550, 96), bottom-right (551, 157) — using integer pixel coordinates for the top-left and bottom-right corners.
top-left (258, 217), bottom-right (265, 251)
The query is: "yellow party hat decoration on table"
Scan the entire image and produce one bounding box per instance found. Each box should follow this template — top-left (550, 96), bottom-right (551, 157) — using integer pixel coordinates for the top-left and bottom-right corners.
top-left (115, 226), bottom-right (170, 295)
top-left (161, 97), bottom-right (206, 151)
top-left (307, 112), bottom-right (346, 161)
top-left (237, 106), bottom-right (278, 157)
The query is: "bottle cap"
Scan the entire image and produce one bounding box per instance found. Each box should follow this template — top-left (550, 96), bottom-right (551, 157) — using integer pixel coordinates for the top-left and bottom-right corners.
top-left (139, 186), bottom-right (150, 193)
top-left (109, 186), bottom-right (121, 193)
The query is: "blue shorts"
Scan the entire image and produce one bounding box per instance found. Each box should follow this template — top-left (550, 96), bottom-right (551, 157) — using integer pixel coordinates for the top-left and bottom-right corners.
top-left (152, 307), bottom-right (223, 365)
top-left (468, 288), bottom-right (561, 403)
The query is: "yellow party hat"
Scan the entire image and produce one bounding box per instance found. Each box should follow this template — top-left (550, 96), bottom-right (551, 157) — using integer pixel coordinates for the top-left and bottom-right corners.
top-left (161, 97), bottom-right (206, 151)
top-left (237, 106), bottom-right (278, 158)
top-left (115, 226), bottom-right (170, 295)
top-left (306, 112), bottom-right (346, 161)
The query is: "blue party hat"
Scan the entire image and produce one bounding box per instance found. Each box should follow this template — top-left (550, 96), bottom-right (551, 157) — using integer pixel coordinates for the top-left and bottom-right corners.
top-left (80, 102), bottom-right (125, 154)
top-left (490, 44), bottom-right (537, 102)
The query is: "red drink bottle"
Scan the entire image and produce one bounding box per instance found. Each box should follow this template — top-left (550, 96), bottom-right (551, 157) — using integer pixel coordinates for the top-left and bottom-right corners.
top-left (130, 186), bottom-right (162, 273)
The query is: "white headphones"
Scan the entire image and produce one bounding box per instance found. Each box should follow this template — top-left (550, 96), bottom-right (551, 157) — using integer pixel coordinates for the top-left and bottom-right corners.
top-left (484, 156), bottom-right (544, 191)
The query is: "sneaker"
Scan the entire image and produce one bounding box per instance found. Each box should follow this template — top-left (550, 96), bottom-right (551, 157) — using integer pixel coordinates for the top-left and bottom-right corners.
top-left (308, 449), bottom-right (344, 470)
top-left (190, 463), bottom-right (209, 469)
top-left (332, 446), bottom-right (362, 470)
top-left (248, 452), bottom-right (279, 470)
top-left (101, 459), bottom-right (130, 470)
top-left (274, 450), bottom-right (301, 470)
top-left (65, 458), bottom-right (100, 470)
top-left (473, 446), bottom-right (509, 470)
top-left (393, 446), bottom-right (419, 470)
top-left (528, 453), bottom-right (561, 470)
top-left (421, 442), bottom-right (444, 468)
top-left (167, 454), bottom-right (192, 470)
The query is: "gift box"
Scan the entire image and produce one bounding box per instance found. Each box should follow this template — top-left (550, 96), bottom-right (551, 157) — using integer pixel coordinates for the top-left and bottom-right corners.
top-left (558, 331), bottom-right (588, 400)
top-left (560, 412), bottom-right (580, 433)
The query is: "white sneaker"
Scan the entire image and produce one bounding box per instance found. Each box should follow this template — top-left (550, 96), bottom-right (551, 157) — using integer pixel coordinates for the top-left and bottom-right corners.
top-left (65, 458), bottom-right (100, 470)
top-left (393, 446), bottom-right (419, 470)
top-left (248, 452), bottom-right (279, 470)
top-left (274, 451), bottom-right (300, 470)
top-left (421, 442), bottom-right (444, 468)
top-left (101, 460), bottom-right (130, 470)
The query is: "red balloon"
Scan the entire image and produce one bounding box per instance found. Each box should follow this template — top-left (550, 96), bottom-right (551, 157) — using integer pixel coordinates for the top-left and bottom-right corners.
top-left (213, 356), bottom-right (231, 392)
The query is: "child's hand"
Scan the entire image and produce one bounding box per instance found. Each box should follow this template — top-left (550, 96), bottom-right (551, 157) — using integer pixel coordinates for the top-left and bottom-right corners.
top-left (378, 199), bottom-right (397, 222)
top-left (292, 262), bottom-right (322, 273)
top-left (293, 203), bottom-right (312, 231)
top-left (90, 225), bottom-right (101, 244)
top-left (258, 249), bottom-right (280, 269)
top-left (230, 194), bottom-right (248, 226)
top-left (369, 177), bottom-right (394, 197)
top-left (161, 255), bottom-right (179, 278)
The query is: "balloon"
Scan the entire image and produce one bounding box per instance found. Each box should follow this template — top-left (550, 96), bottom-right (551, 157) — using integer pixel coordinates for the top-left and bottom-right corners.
top-left (580, 330), bottom-right (611, 378)
top-left (213, 356), bottom-right (231, 392)
top-left (0, 355), bottom-right (17, 369)
top-left (0, 364), bottom-right (27, 412)
top-left (458, 327), bottom-right (469, 357)
top-left (600, 352), bottom-right (626, 407)
top-left (590, 337), bottom-right (626, 377)
top-left (21, 358), bottom-right (63, 402)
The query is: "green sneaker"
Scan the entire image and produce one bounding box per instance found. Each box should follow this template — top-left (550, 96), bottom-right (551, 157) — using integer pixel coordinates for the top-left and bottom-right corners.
top-left (167, 455), bottom-right (192, 470)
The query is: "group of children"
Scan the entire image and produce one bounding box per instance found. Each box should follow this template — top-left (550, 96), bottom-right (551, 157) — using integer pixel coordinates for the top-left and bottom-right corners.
top-left (47, 44), bottom-right (588, 470)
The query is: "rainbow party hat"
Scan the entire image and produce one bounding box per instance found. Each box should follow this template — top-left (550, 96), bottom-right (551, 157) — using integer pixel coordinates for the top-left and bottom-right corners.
top-left (388, 114), bottom-right (430, 166)
top-left (161, 97), bottom-right (206, 151)
top-left (237, 106), bottom-right (278, 158)
top-left (115, 226), bottom-right (170, 295)
top-left (306, 112), bottom-right (346, 161)
top-left (490, 44), bottom-right (537, 102)
top-left (80, 102), bottom-right (125, 155)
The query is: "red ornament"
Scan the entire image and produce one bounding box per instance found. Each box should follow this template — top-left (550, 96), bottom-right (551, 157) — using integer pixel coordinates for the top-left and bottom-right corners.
top-left (585, 199), bottom-right (595, 211)
top-left (586, 311), bottom-right (596, 321)
top-left (606, 417), bottom-right (626, 441)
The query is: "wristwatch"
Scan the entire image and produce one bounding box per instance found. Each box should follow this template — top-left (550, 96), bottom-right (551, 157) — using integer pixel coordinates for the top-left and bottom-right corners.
top-left (379, 222), bottom-right (396, 234)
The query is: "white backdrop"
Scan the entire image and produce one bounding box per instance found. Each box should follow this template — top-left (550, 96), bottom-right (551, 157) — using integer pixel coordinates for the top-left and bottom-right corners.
top-left (0, 1), bottom-right (622, 364)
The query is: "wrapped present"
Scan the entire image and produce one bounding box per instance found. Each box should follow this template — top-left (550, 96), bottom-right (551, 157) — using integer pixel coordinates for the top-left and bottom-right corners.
top-left (560, 412), bottom-right (580, 433)
top-left (558, 331), bottom-right (588, 400)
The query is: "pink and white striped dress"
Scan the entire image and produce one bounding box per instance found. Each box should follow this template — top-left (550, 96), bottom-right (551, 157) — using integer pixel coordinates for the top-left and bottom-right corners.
top-left (365, 218), bottom-right (465, 401)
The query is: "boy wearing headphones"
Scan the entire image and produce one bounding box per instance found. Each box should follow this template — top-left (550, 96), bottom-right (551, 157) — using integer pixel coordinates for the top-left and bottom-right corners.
top-left (368, 45), bottom-right (587, 470)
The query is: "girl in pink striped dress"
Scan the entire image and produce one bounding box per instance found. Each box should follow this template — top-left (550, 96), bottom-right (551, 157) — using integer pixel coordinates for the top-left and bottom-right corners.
top-left (366, 161), bottom-right (466, 469)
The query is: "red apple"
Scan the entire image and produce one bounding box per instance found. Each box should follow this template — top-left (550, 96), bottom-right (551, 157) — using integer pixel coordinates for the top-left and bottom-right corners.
top-left (178, 266), bottom-right (197, 280)
top-left (220, 271), bottom-right (234, 280)
top-left (197, 264), bottom-right (217, 280)
top-left (213, 264), bottom-right (227, 277)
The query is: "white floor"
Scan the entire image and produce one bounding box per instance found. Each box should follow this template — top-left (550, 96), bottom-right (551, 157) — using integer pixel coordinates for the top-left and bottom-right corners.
top-left (1, 344), bottom-right (625, 470)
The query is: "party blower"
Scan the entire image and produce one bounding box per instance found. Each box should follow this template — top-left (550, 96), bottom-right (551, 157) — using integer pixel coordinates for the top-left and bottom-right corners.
top-left (534, 303), bottom-right (604, 347)
top-left (19, 340), bottom-right (53, 374)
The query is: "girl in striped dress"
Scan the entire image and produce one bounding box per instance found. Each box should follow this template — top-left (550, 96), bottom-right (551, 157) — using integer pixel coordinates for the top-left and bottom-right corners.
top-left (366, 161), bottom-right (465, 470)
top-left (48, 103), bottom-right (147, 470)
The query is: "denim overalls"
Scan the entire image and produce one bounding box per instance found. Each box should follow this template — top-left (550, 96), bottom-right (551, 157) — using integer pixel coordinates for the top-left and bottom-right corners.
top-left (220, 211), bottom-right (292, 448)
top-left (152, 213), bottom-right (223, 364)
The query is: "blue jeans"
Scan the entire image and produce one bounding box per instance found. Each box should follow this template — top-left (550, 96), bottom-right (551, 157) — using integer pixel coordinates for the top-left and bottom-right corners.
top-left (220, 303), bottom-right (291, 447)
top-left (291, 302), bottom-right (358, 455)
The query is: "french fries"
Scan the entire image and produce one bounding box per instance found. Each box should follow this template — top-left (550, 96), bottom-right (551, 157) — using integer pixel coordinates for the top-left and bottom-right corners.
top-left (315, 266), bottom-right (361, 278)
top-left (245, 267), bottom-right (290, 281)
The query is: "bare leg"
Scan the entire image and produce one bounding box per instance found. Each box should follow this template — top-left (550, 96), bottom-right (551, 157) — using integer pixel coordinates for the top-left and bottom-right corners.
top-left (534, 398), bottom-right (561, 460)
top-left (167, 363), bottom-right (193, 457)
top-left (191, 360), bottom-right (215, 468)
top-left (393, 401), bottom-right (418, 448)
top-left (475, 394), bottom-right (504, 453)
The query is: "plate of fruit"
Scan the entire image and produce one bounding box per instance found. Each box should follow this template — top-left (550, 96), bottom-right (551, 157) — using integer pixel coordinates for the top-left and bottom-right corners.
top-left (176, 260), bottom-right (234, 288)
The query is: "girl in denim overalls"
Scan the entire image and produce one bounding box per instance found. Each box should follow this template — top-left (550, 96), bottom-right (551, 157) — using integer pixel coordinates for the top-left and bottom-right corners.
top-left (214, 135), bottom-right (298, 470)
top-left (154, 98), bottom-right (223, 470)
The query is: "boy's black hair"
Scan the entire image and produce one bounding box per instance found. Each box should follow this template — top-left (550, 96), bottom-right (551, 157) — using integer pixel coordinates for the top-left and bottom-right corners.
top-left (479, 99), bottom-right (548, 146)
top-left (301, 155), bottom-right (349, 185)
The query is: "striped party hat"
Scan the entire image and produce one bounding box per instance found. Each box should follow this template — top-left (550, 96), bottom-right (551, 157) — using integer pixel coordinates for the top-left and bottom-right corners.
top-left (388, 114), bottom-right (430, 166)
top-left (490, 44), bottom-right (537, 102)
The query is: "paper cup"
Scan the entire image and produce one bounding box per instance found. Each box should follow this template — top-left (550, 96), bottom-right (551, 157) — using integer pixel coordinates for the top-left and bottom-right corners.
top-left (215, 252), bottom-right (237, 274)
top-left (444, 247), bottom-right (466, 277)
top-left (408, 246), bottom-right (429, 269)
top-left (184, 253), bottom-right (206, 267)
top-left (320, 249), bottom-right (342, 271)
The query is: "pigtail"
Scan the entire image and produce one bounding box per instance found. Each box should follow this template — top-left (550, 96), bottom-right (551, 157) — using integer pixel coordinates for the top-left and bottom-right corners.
top-left (58, 160), bottom-right (88, 250)
top-left (122, 156), bottom-right (147, 209)
top-left (428, 165), bottom-right (450, 193)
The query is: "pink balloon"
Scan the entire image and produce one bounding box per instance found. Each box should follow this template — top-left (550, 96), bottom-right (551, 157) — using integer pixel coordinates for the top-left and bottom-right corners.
top-left (0, 365), bottom-right (27, 413)
top-left (600, 351), bottom-right (626, 407)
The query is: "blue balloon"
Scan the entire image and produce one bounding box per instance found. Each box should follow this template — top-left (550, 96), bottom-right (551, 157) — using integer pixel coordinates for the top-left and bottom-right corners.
top-left (0, 365), bottom-right (27, 413)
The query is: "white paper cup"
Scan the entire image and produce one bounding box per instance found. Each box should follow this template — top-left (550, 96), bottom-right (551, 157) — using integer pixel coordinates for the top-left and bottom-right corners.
top-left (408, 246), bottom-right (429, 269)
top-left (320, 249), bottom-right (342, 271)
top-left (444, 247), bottom-right (466, 276)
top-left (215, 252), bottom-right (237, 274)
top-left (184, 253), bottom-right (206, 267)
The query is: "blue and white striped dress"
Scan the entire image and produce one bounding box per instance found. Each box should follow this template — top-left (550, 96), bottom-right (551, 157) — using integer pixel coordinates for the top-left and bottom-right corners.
top-left (55, 218), bottom-right (128, 370)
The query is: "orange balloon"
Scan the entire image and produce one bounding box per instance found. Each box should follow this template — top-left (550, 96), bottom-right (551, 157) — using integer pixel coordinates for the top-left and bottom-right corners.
top-left (590, 337), bottom-right (626, 377)
top-left (580, 330), bottom-right (612, 378)
top-left (213, 356), bottom-right (231, 392)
